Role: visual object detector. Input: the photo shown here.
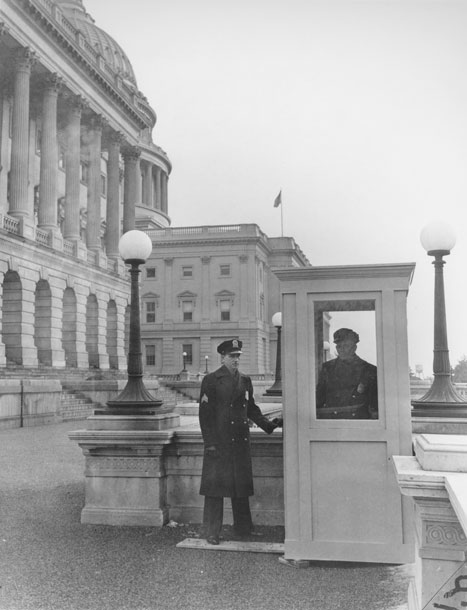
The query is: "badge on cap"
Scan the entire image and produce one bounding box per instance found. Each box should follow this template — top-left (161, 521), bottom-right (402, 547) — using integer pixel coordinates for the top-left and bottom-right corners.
top-left (232, 340), bottom-right (239, 349)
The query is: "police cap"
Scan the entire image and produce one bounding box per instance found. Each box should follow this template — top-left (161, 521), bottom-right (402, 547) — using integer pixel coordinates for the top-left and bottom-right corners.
top-left (333, 328), bottom-right (359, 343)
top-left (217, 339), bottom-right (243, 355)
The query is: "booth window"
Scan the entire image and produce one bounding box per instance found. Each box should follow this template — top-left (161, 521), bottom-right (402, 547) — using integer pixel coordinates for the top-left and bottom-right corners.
top-left (314, 299), bottom-right (378, 420)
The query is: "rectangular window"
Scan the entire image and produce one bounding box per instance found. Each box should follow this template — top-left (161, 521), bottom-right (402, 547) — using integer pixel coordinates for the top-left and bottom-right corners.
top-left (146, 267), bottom-right (156, 279)
top-left (182, 301), bottom-right (193, 321)
top-left (220, 299), bottom-right (231, 321)
top-left (146, 344), bottom-right (156, 366)
top-left (220, 264), bottom-right (231, 276)
top-left (182, 344), bottom-right (193, 365)
top-left (146, 301), bottom-right (156, 323)
top-left (182, 266), bottom-right (193, 278)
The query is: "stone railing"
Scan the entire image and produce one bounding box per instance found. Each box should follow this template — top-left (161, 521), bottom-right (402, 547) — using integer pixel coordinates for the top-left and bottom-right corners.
top-left (394, 435), bottom-right (467, 610)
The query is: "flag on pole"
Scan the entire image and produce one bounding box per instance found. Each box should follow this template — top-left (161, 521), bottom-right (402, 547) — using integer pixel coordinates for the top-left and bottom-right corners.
top-left (274, 190), bottom-right (282, 208)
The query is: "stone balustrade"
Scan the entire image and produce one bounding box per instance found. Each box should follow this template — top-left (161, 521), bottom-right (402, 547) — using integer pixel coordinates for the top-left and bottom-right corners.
top-left (394, 435), bottom-right (467, 610)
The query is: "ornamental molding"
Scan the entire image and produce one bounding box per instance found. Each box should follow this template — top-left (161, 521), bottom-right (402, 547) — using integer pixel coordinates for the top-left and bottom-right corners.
top-left (214, 289), bottom-right (235, 306)
top-left (85, 456), bottom-right (159, 475)
top-left (425, 522), bottom-right (467, 547)
top-left (177, 290), bottom-right (197, 308)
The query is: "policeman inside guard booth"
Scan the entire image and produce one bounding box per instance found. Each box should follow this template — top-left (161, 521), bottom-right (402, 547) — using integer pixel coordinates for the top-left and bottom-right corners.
top-left (199, 339), bottom-right (282, 546)
top-left (316, 328), bottom-right (378, 419)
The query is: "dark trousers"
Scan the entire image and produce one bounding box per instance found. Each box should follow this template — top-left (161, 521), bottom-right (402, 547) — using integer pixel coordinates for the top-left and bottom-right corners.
top-left (203, 496), bottom-right (254, 539)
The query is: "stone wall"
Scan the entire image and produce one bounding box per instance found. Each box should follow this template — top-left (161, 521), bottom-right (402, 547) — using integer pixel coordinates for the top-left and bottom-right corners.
top-left (165, 428), bottom-right (284, 526)
top-left (0, 379), bottom-right (62, 429)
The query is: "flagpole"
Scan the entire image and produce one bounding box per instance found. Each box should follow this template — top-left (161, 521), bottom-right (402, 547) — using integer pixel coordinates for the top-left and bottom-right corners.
top-left (281, 197), bottom-right (284, 237)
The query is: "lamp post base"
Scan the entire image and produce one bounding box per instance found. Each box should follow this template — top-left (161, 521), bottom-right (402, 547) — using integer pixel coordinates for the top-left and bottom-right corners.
top-left (412, 400), bottom-right (467, 418)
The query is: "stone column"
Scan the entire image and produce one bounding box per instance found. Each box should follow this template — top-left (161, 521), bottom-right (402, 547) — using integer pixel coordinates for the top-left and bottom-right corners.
top-left (122, 145), bottom-right (140, 233)
top-left (154, 166), bottom-right (162, 210)
top-left (161, 171), bottom-right (168, 214)
top-left (38, 74), bottom-right (62, 241)
top-left (143, 161), bottom-right (153, 208)
top-left (9, 48), bottom-right (35, 223)
top-left (106, 131), bottom-right (123, 258)
top-left (64, 95), bottom-right (85, 244)
top-left (86, 115), bottom-right (104, 251)
top-left (0, 89), bottom-right (12, 213)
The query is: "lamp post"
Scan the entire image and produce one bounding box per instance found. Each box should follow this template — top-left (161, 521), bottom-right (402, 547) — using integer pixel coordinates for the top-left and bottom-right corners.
top-left (265, 312), bottom-right (282, 396)
top-left (204, 355), bottom-right (209, 374)
top-left (412, 221), bottom-right (467, 417)
top-left (106, 230), bottom-right (163, 414)
top-left (182, 351), bottom-right (187, 373)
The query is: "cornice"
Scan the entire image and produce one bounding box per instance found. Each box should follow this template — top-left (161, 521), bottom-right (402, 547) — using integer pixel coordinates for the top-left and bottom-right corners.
top-left (14, 0), bottom-right (153, 130)
top-left (273, 262), bottom-right (416, 283)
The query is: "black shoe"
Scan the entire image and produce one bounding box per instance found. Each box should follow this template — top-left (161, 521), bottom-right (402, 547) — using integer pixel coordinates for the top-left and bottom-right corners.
top-left (206, 536), bottom-right (220, 545)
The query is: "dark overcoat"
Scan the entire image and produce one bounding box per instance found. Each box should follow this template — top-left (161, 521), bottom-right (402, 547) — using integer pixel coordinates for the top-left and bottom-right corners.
top-left (199, 365), bottom-right (276, 498)
top-left (315, 355), bottom-right (378, 419)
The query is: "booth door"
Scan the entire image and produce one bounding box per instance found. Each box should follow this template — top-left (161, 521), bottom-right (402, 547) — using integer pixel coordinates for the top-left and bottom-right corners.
top-left (282, 290), bottom-right (414, 564)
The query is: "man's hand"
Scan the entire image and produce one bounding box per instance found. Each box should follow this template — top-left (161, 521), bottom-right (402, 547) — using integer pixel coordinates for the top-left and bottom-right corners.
top-left (271, 417), bottom-right (283, 428)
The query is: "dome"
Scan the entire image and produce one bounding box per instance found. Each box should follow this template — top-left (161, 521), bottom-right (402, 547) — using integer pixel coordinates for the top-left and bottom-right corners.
top-left (56, 0), bottom-right (138, 87)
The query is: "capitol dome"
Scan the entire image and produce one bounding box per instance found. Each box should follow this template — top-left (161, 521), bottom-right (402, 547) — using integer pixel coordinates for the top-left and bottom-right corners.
top-left (56, 0), bottom-right (138, 87)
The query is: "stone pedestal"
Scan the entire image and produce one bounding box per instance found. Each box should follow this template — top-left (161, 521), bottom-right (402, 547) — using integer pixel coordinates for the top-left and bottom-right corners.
top-left (394, 435), bottom-right (467, 610)
top-left (69, 411), bottom-right (180, 526)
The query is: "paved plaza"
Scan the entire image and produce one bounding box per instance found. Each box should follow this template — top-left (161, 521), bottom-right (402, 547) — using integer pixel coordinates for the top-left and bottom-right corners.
top-left (0, 421), bottom-right (412, 610)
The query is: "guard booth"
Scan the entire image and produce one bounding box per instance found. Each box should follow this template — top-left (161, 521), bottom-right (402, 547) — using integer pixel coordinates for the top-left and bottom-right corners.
top-left (274, 263), bottom-right (415, 564)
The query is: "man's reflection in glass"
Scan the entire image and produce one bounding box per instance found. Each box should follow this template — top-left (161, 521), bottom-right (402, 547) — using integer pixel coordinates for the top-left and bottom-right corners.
top-left (316, 328), bottom-right (378, 419)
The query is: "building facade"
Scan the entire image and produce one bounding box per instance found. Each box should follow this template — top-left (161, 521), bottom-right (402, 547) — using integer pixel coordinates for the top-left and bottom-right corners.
top-left (140, 224), bottom-right (310, 376)
top-left (0, 0), bottom-right (171, 370)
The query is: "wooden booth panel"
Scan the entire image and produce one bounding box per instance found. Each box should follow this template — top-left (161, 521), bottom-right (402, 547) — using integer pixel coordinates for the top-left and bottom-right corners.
top-left (278, 264), bottom-right (415, 564)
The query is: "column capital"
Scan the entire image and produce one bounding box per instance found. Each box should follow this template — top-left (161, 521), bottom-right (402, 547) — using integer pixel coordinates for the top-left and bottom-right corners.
top-left (90, 114), bottom-right (107, 132)
top-left (42, 72), bottom-right (63, 93)
top-left (108, 130), bottom-right (125, 146)
top-left (0, 22), bottom-right (10, 37)
top-left (14, 47), bottom-right (36, 71)
top-left (68, 94), bottom-right (88, 116)
top-left (122, 145), bottom-right (141, 162)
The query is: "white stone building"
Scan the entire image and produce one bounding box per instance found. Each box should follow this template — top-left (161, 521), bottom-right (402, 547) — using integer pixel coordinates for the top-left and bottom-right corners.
top-left (0, 0), bottom-right (171, 370)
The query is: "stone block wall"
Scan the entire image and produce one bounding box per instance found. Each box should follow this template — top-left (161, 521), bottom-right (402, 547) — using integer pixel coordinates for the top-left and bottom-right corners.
top-left (0, 379), bottom-right (62, 429)
top-left (166, 428), bottom-right (284, 526)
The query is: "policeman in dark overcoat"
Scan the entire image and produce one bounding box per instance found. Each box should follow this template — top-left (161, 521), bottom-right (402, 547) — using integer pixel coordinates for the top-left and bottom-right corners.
top-left (199, 339), bottom-right (281, 545)
top-left (316, 328), bottom-right (378, 419)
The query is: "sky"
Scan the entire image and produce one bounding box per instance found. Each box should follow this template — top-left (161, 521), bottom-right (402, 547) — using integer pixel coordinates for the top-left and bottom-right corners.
top-left (84, 0), bottom-right (467, 377)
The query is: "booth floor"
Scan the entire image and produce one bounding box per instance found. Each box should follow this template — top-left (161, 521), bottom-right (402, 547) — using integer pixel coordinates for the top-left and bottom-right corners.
top-left (0, 420), bottom-right (412, 610)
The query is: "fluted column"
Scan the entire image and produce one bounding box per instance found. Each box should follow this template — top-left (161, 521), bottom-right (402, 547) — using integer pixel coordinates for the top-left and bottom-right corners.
top-left (86, 115), bottom-right (104, 250)
top-left (154, 166), bottom-right (162, 210)
top-left (122, 145), bottom-right (140, 233)
top-left (9, 48), bottom-right (35, 220)
top-left (143, 161), bottom-right (153, 208)
top-left (38, 74), bottom-right (62, 230)
top-left (161, 171), bottom-right (168, 214)
top-left (64, 95), bottom-right (85, 242)
top-left (106, 131), bottom-right (123, 258)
